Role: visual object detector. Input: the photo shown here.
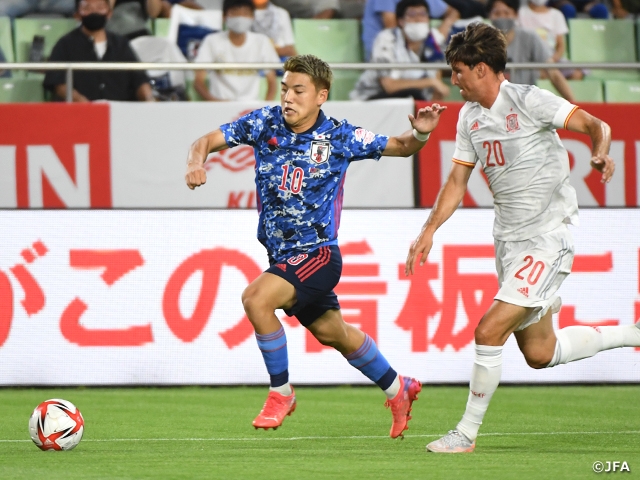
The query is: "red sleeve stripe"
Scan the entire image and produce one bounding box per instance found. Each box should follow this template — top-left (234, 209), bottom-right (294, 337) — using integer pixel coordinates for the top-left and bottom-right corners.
top-left (452, 158), bottom-right (475, 167)
top-left (563, 105), bottom-right (580, 130)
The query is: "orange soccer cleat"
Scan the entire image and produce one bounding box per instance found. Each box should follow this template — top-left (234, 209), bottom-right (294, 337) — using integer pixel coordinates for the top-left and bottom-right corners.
top-left (385, 376), bottom-right (422, 439)
top-left (252, 388), bottom-right (297, 430)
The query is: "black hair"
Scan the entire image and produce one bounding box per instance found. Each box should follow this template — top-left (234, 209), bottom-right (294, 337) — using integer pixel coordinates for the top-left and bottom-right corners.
top-left (485, 0), bottom-right (520, 16)
top-left (75, 0), bottom-right (111, 11)
top-left (223, 0), bottom-right (255, 16)
top-left (395, 0), bottom-right (431, 20)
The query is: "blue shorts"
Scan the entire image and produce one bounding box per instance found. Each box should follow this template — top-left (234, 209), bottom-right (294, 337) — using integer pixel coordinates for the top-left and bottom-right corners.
top-left (266, 245), bottom-right (342, 327)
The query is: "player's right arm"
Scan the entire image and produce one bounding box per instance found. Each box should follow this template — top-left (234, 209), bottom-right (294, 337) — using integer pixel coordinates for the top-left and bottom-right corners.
top-left (565, 109), bottom-right (614, 184)
top-left (185, 129), bottom-right (229, 190)
top-left (405, 162), bottom-right (473, 275)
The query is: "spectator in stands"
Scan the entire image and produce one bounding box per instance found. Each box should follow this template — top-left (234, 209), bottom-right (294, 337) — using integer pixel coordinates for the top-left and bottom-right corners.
top-left (548, 0), bottom-right (608, 19)
top-left (252, 0), bottom-right (297, 58)
top-left (351, 0), bottom-right (450, 100)
top-left (106, 0), bottom-right (162, 39)
top-left (43, 0), bottom-right (153, 101)
top-left (362, 0), bottom-right (459, 61)
top-left (0, 0), bottom-right (75, 18)
top-left (193, 0), bottom-right (280, 100)
top-left (519, 0), bottom-right (583, 79)
top-left (443, 0), bottom-right (486, 19)
top-left (270, 0), bottom-right (340, 18)
top-left (488, 0), bottom-right (575, 102)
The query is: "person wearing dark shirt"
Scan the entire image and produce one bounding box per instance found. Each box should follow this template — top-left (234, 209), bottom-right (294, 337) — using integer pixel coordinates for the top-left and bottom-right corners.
top-left (43, 0), bottom-right (153, 102)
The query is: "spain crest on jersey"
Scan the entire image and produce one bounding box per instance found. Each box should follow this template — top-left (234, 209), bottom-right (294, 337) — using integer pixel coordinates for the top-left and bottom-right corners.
top-left (506, 113), bottom-right (519, 133)
top-left (310, 141), bottom-right (331, 164)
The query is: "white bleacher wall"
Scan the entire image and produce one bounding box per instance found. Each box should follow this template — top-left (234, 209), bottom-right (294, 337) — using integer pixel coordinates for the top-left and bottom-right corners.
top-left (0, 100), bottom-right (415, 208)
top-left (0, 209), bottom-right (638, 385)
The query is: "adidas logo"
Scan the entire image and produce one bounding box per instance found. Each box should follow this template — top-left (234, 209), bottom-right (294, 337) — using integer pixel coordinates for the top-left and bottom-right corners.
top-left (517, 287), bottom-right (529, 298)
top-left (275, 264), bottom-right (286, 272)
top-left (470, 121), bottom-right (479, 131)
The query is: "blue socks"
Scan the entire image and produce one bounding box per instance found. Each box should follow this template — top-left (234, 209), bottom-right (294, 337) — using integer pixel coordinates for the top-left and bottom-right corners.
top-left (256, 329), bottom-right (398, 392)
top-left (344, 334), bottom-right (397, 390)
top-left (255, 327), bottom-right (289, 387)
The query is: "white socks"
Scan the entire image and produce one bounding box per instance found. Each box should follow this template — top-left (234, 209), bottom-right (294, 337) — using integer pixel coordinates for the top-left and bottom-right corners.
top-left (270, 383), bottom-right (293, 396)
top-left (548, 324), bottom-right (640, 367)
top-left (457, 345), bottom-right (503, 442)
top-left (383, 375), bottom-right (401, 399)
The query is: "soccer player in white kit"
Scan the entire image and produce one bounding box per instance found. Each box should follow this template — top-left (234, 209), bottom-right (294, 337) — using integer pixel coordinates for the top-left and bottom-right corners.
top-left (405, 22), bottom-right (640, 453)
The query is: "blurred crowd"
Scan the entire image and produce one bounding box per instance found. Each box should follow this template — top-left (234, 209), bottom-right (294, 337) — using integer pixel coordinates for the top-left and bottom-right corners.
top-left (0, 0), bottom-right (633, 102)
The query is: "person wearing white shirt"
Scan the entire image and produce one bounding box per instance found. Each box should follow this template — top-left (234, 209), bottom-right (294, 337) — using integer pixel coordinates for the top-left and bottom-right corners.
top-left (406, 22), bottom-right (640, 454)
top-left (350, 0), bottom-right (450, 101)
top-left (194, 0), bottom-right (281, 101)
top-left (252, 0), bottom-right (297, 58)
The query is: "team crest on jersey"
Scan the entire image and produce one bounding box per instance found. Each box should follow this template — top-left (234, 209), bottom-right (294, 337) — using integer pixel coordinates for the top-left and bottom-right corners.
top-left (310, 141), bottom-right (331, 164)
top-left (506, 113), bottom-right (519, 133)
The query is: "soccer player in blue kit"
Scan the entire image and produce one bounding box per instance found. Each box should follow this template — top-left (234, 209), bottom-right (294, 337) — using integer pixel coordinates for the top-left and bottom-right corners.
top-left (185, 55), bottom-right (446, 437)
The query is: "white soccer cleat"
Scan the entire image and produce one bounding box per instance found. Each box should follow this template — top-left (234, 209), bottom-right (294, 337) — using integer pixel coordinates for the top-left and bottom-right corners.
top-left (426, 430), bottom-right (475, 453)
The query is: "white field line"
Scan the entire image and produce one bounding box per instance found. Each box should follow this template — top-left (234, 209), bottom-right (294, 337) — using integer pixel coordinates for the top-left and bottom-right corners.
top-left (1, 431), bottom-right (639, 443)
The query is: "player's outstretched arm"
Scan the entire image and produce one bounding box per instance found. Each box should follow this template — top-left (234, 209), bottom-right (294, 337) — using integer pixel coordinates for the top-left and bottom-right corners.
top-left (383, 104), bottom-right (447, 157)
top-left (565, 109), bottom-right (615, 184)
top-left (405, 162), bottom-right (473, 276)
top-left (185, 129), bottom-right (229, 190)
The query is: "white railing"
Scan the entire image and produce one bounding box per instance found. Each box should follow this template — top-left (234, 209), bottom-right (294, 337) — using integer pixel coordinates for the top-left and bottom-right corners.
top-left (3, 61), bottom-right (639, 102)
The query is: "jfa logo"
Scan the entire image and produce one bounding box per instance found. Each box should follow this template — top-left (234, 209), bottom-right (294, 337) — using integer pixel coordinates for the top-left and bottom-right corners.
top-left (592, 461), bottom-right (630, 473)
top-left (310, 141), bottom-right (330, 164)
top-left (506, 113), bottom-right (519, 133)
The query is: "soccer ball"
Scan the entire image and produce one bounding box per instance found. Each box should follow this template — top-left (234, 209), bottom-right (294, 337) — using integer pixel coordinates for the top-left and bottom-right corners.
top-left (28, 399), bottom-right (84, 451)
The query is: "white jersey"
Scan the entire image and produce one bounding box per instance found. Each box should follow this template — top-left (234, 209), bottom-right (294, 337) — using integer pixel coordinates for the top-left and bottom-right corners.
top-left (453, 80), bottom-right (580, 241)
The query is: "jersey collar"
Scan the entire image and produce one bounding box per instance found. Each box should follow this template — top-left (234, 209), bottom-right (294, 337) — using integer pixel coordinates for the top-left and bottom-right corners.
top-left (284, 109), bottom-right (326, 135)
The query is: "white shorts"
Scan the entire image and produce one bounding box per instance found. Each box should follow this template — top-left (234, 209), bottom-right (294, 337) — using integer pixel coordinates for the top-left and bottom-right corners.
top-left (494, 223), bottom-right (575, 332)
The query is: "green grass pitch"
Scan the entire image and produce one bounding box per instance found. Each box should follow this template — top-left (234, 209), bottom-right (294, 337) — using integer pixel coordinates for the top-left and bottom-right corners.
top-left (0, 385), bottom-right (638, 479)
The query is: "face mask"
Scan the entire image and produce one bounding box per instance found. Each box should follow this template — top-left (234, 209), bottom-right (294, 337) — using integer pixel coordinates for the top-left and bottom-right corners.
top-left (403, 22), bottom-right (430, 42)
top-left (529, 0), bottom-right (548, 5)
top-left (492, 18), bottom-right (516, 34)
top-left (81, 13), bottom-right (107, 32)
top-left (226, 16), bottom-right (254, 34)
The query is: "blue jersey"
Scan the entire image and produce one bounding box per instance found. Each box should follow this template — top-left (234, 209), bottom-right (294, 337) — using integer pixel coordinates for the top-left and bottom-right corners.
top-left (220, 105), bottom-right (389, 262)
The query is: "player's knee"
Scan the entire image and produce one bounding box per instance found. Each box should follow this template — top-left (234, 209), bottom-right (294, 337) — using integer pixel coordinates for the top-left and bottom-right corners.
top-left (475, 322), bottom-right (499, 346)
top-left (523, 350), bottom-right (553, 369)
top-left (241, 286), bottom-right (269, 317)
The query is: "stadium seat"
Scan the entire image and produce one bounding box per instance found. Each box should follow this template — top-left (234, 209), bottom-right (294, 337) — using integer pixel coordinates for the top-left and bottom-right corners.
top-left (14, 18), bottom-right (77, 63)
top-left (293, 19), bottom-right (361, 63)
top-left (536, 78), bottom-right (604, 102)
top-left (604, 80), bottom-right (640, 103)
top-left (329, 70), bottom-right (360, 101)
top-left (293, 19), bottom-right (361, 101)
top-left (0, 78), bottom-right (44, 102)
top-left (568, 19), bottom-right (639, 81)
top-left (0, 16), bottom-right (14, 63)
top-left (153, 18), bottom-right (171, 37)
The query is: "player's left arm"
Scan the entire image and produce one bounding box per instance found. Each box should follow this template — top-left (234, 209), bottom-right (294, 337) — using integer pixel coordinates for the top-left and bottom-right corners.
top-left (565, 109), bottom-right (615, 183)
top-left (382, 104), bottom-right (447, 157)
